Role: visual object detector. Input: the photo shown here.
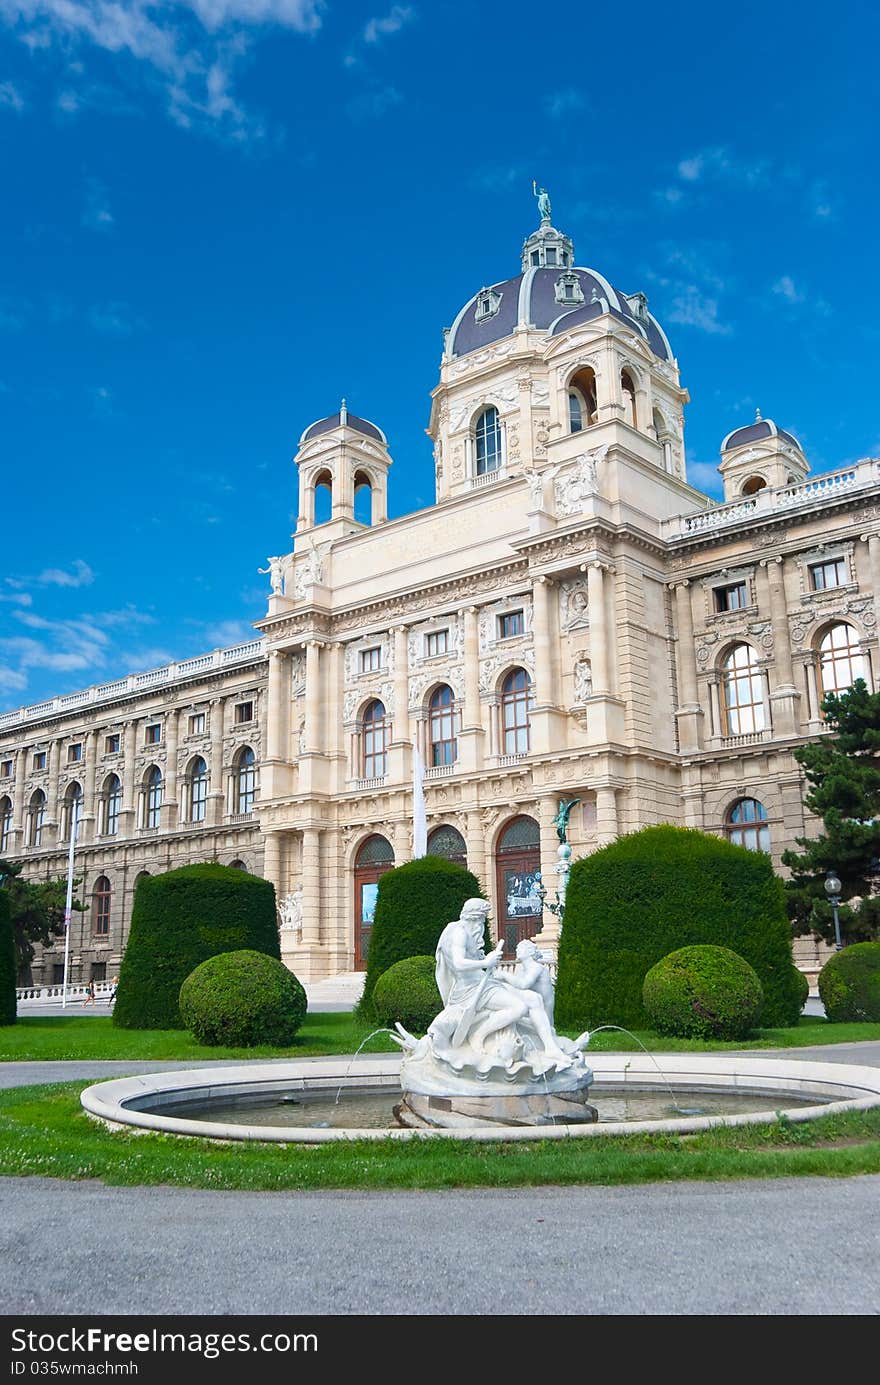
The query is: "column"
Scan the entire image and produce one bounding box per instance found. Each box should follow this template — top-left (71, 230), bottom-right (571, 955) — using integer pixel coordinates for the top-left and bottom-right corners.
top-left (161, 709), bottom-right (179, 830)
top-left (300, 827), bottom-right (322, 948)
top-left (866, 533), bottom-right (880, 601)
top-left (587, 562), bottom-right (610, 693)
top-left (11, 748), bottom-right (25, 848)
top-left (761, 557), bottom-right (799, 735)
top-left (459, 605), bottom-right (485, 771)
top-left (531, 577), bottom-right (557, 705)
top-left (121, 718), bottom-right (137, 835)
top-left (262, 831), bottom-right (282, 899)
top-left (83, 729), bottom-right (99, 842)
top-left (596, 785), bottom-right (618, 846)
top-left (670, 580), bottom-right (703, 752)
top-left (265, 649), bottom-right (288, 761)
top-left (304, 641), bottom-right (323, 751)
top-left (209, 697), bottom-right (225, 826)
top-left (47, 738), bottom-right (62, 845)
top-left (464, 812), bottom-right (487, 896)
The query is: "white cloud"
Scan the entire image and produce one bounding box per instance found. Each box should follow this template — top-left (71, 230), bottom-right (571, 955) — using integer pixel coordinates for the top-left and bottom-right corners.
top-left (646, 246), bottom-right (733, 336)
top-left (0, 0), bottom-right (324, 141)
top-left (674, 146), bottom-right (770, 189)
top-left (348, 83), bottom-right (402, 118)
top-left (363, 5), bottom-right (414, 43)
top-left (0, 79), bottom-right (24, 109)
top-left (686, 459), bottom-right (724, 496)
top-left (198, 618), bottom-right (257, 647)
top-left (0, 665), bottom-right (28, 693)
top-left (546, 88), bottom-right (584, 118)
top-left (771, 274), bottom-right (804, 305)
top-left (82, 176), bottom-right (114, 231)
top-left (677, 154), bottom-right (703, 181)
top-left (667, 285), bottom-right (731, 335)
top-left (37, 559), bottom-right (95, 588)
top-left (0, 592), bottom-right (32, 606)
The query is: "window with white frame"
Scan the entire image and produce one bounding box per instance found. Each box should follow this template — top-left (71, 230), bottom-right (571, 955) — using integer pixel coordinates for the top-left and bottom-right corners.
top-left (103, 774), bottom-right (121, 836)
top-left (474, 407), bottom-right (502, 476)
top-left (190, 757), bottom-right (208, 822)
top-left (189, 712), bottom-right (206, 735)
top-left (498, 610), bottom-right (524, 640)
top-left (714, 581), bottom-right (749, 613)
top-left (721, 644), bottom-right (766, 736)
top-left (0, 796), bottom-right (11, 853)
top-left (425, 629), bottom-right (449, 659)
top-left (235, 747), bottom-right (256, 814)
top-left (725, 798), bottom-right (770, 852)
top-left (144, 766), bottom-right (163, 828)
top-left (809, 558), bottom-right (847, 592)
top-left (28, 790), bottom-right (46, 847)
top-left (818, 623), bottom-right (867, 699)
top-left (501, 668), bottom-right (533, 755)
top-left (429, 685), bottom-right (457, 766)
top-left (360, 647), bottom-right (382, 674)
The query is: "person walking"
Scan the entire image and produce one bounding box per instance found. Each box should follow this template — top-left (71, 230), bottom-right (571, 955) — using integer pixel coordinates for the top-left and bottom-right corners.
top-left (82, 978), bottom-right (96, 1007)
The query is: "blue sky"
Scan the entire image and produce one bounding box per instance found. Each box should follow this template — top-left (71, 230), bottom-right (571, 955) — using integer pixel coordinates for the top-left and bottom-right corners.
top-left (1, 0), bottom-right (877, 711)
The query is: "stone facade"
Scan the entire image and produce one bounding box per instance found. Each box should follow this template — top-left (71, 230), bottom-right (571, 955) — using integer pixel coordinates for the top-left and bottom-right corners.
top-left (3, 214), bottom-right (878, 985)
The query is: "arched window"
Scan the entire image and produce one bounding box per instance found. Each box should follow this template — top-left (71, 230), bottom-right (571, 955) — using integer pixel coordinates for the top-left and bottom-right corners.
top-left (93, 876), bottom-right (111, 937)
top-left (501, 668), bottom-right (534, 755)
top-left (721, 644), bottom-right (766, 736)
top-left (144, 766), bottom-right (163, 828)
top-left (235, 747), bottom-right (256, 814)
top-left (426, 824), bottom-right (467, 865)
top-left (354, 470), bottom-right (372, 526)
top-left (313, 468), bottom-right (333, 525)
top-left (474, 406), bottom-right (502, 476)
top-left (428, 685), bottom-right (457, 767)
top-left (102, 774), bottom-right (121, 837)
top-left (362, 700), bottom-right (388, 778)
top-left (726, 799), bottom-right (770, 853)
top-left (230, 859), bottom-right (248, 871)
top-left (62, 782), bottom-right (83, 843)
top-left (568, 367), bottom-right (597, 433)
top-left (354, 833), bottom-right (395, 969)
top-left (189, 756), bottom-right (208, 822)
top-left (28, 790), bottom-right (46, 848)
top-left (0, 796), bottom-right (11, 853)
top-left (819, 623), bottom-right (867, 699)
top-left (621, 369), bottom-right (637, 428)
top-left (741, 475), bottom-right (767, 496)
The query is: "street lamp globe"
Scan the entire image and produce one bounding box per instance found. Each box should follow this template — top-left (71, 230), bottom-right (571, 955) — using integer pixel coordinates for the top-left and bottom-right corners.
top-left (824, 872), bottom-right (842, 901)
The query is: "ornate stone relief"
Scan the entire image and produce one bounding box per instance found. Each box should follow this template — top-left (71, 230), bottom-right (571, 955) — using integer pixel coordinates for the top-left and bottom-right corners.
top-left (554, 447), bottom-right (609, 517)
top-left (560, 579), bottom-right (590, 631)
top-left (573, 654), bottom-right (592, 704)
top-left (292, 544), bottom-right (325, 597)
top-left (290, 653), bottom-right (306, 700)
top-left (478, 598), bottom-right (534, 653)
top-left (479, 647), bottom-right (535, 694)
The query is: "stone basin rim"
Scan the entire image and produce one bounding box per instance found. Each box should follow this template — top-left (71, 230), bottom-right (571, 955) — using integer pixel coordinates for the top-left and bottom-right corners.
top-left (79, 1053), bottom-right (880, 1144)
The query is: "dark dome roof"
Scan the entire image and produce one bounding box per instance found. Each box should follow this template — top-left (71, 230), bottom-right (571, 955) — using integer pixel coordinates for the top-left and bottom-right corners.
top-left (447, 266), bottom-right (674, 362)
top-left (300, 410), bottom-right (386, 445)
top-left (721, 417), bottom-right (802, 453)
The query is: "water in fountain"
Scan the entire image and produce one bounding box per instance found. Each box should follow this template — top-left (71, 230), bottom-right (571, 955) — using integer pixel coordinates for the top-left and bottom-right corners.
top-left (585, 1025), bottom-right (694, 1115)
top-left (331, 1028), bottom-right (398, 1111)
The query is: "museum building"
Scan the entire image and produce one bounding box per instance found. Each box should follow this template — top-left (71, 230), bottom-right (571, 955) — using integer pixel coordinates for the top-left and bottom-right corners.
top-left (3, 207), bottom-right (879, 985)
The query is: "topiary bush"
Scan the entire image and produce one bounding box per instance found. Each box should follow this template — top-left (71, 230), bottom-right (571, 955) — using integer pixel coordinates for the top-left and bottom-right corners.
top-left (359, 856), bottom-right (485, 1018)
top-left (556, 825), bottom-right (802, 1030)
top-left (0, 890), bottom-right (16, 1026)
top-left (372, 955), bottom-right (441, 1033)
top-left (179, 949), bottom-right (306, 1047)
top-left (642, 945), bottom-right (764, 1040)
top-left (114, 864), bottom-right (280, 1030)
top-left (792, 966), bottom-right (811, 1013)
top-left (818, 942), bottom-right (880, 1022)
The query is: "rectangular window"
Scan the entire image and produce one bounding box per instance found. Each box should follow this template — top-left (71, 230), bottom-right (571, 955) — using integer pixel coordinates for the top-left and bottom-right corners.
top-left (91, 961), bottom-right (107, 981)
top-left (52, 964), bottom-right (64, 984)
top-left (235, 702), bottom-right (254, 725)
top-left (0, 760), bottom-right (12, 778)
top-left (33, 751), bottom-right (47, 771)
top-left (104, 734), bottom-right (120, 754)
top-left (145, 723), bottom-right (161, 745)
top-left (426, 630), bottom-right (449, 658)
top-left (545, 247), bottom-right (557, 266)
top-left (189, 712), bottom-right (206, 735)
top-left (809, 558), bottom-right (846, 591)
top-left (498, 610), bottom-right (524, 640)
top-left (714, 582), bottom-right (748, 613)
top-left (360, 647), bottom-right (381, 673)
top-left (67, 743), bottom-right (82, 764)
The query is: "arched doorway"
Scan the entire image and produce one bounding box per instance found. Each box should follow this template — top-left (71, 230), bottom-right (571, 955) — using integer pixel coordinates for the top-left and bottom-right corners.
top-left (353, 834), bottom-right (395, 970)
top-left (426, 824), bottom-right (467, 867)
top-left (495, 814), bottom-right (542, 953)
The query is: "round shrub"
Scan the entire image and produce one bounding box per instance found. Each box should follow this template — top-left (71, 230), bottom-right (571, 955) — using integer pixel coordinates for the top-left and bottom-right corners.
top-left (642, 945), bottom-right (764, 1040)
top-left (179, 949), bottom-right (306, 1047)
top-left (114, 864), bottom-right (280, 1030)
top-left (818, 942), bottom-right (880, 1023)
top-left (556, 825), bottom-right (802, 1030)
top-left (372, 956), bottom-right (441, 1032)
top-left (359, 856), bottom-right (485, 1018)
top-left (0, 890), bottom-right (16, 1026)
top-left (792, 966), bottom-right (811, 1013)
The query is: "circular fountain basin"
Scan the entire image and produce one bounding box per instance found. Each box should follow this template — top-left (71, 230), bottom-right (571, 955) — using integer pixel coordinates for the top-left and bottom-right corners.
top-left (80, 1052), bottom-right (880, 1143)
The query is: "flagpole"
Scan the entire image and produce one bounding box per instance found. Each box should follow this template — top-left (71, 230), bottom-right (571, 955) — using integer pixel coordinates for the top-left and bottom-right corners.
top-left (412, 746), bottom-right (427, 860)
top-left (61, 796), bottom-right (79, 1011)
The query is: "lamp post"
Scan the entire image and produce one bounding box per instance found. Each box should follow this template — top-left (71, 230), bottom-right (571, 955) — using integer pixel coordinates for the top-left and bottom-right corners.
top-left (824, 870), bottom-right (843, 951)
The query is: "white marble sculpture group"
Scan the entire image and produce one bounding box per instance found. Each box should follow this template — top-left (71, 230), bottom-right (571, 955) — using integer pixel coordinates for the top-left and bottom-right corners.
top-left (393, 899), bottom-right (593, 1113)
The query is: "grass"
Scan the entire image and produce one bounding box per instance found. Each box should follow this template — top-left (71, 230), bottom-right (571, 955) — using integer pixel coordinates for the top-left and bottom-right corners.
top-left (0, 1082), bottom-right (879, 1190)
top-left (1, 1013), bottom-right (879, 1062)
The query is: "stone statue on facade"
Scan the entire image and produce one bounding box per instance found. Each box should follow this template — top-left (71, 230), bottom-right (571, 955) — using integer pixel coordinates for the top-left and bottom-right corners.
top-left (574, 654), bottom-right (593, 704)
top-left (533, 180), bottom-right (552, 224)
top-left (393, 899), bottom-right (594, 1126)
top-left (278, 886), bottom-right (303, 934)
top-left (258, 555), bottom-right (288, 595)
top-left (553, 798), bottom-right (581, 845)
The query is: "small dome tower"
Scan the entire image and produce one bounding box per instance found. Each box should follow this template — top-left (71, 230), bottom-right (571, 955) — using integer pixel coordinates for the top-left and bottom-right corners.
top-left (293, 401), bottom-right (392, 541)
top-left (718, 410), bottom-right (808, 501)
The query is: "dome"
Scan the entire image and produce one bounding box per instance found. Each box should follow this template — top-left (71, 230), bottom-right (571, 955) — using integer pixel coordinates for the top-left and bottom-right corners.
top-left (446, 223), bottom-right (674, 363)
top-left (300, 402), bottom-right (386, 446)
top-left (721, 412), bottom-right (801, 453)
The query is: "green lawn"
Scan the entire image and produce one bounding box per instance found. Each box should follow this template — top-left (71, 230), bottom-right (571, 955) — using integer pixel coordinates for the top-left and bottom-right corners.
top-left (1, 1082), bottom-right (879, 1190)
top-left (1, 1012), bottom-right (879, 1062)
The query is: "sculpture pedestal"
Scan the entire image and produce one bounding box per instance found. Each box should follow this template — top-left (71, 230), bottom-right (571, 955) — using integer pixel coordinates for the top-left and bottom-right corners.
top-left (396, 1083), bottom-right (597, 1130)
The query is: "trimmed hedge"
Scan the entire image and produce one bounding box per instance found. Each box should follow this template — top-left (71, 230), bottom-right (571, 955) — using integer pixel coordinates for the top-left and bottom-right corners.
top-left (818, 942), bottom-right (880, 1023)
top-left (372, 955), bottom-right (441, 1033)
top-left (0, 890), bottom-right (15, 1026)
top-left (642, 945), bottom-right (764, 1040)
top-left (792, 966), bottom-right (811, 1014)
top-left (556, 825), bottom-right (802, 1030)
top-left (113, 864), bottom-right (280, 1030)
top-left (179, 949), bottom-right (306, 1047)
top-left (359, 856), bottom-right (485, 1017)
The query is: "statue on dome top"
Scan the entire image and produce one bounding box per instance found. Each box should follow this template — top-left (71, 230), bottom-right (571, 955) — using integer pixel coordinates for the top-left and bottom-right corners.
top-left (532, 179), bottom-right (552, 224)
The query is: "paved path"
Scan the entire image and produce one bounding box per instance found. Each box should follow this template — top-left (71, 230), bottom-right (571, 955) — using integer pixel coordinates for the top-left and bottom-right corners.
top-left (1, 1176), bottom-right (877, 1315)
